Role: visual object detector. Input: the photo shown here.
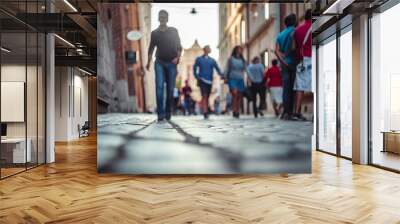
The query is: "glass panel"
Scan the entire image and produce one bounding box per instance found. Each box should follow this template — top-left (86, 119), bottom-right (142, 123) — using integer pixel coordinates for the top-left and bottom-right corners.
top-left (1, 30), bottom-right (27, 177)
top-left (317, 37), bottom-right (337, 154)
top-left (38, 32), bottom-right (45, 165)
top-left (371, 3), bottom-right (400, 171)
top-left (312, 45), bottom-right (316, 150)
top-left (0, 0), bottom-right (46, 178)
top-left (27, 31), bottom-right (38, 169)
top-left (26, 0), bottom-right (39, 169)
top-left (339, 29), bottom-right (352, 158)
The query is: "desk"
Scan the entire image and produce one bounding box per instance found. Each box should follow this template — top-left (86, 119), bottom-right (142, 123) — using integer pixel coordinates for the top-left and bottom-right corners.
top-left (382, 131), bottom-right (400, 154)
top-left (1, 138), bottom-right (31, 163)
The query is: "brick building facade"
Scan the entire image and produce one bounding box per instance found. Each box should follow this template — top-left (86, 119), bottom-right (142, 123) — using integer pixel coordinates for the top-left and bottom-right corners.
top-left (98, 3), bottom-right (149, 113)
top-left (218, 3), bottom-right (312, 116)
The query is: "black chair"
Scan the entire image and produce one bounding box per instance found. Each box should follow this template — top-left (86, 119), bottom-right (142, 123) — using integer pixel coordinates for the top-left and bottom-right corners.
top-left (79, 121), bottom-right (90, 138)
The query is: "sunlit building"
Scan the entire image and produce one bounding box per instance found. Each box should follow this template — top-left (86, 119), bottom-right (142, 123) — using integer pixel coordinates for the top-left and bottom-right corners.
top-left (98, 3), bottom-right (152, 113)
top-left (218, 3), bottom-right (311, 115)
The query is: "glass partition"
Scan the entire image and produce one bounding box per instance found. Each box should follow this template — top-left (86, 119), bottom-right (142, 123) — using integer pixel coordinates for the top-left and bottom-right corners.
top-left (27, 31), bottom-right (38, 169)
top-left (1, 31), bottom-right (28, 177)
top-left (339, 28), bottom-right (352, 158)
top-left (317, 36), bottom-right (337, 154)
top-left (38, 32), bottom-right (45, 165)
top-left (371, 3), bottom-right (400, 171)
top-left (0, 1), bottom-right (46, 179)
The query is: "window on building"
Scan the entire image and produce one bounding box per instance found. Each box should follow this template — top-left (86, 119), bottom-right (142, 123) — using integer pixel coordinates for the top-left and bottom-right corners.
top-left (263, 51), bottom-right (269, 67)
top-left (235, 26), bottom-right (239, 45)
top-left (241, 20), bottom-right (246, 44)
top-left (265, 3), bottom-right (269, 20)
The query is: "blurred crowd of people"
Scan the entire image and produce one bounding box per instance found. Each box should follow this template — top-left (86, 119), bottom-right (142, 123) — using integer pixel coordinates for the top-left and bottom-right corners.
top-left (147, 9), bottom-right (312, 122)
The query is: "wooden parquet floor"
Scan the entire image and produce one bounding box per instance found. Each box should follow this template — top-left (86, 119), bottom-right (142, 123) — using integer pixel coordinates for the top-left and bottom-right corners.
top-left (1, 135), bottom-right (400, 224)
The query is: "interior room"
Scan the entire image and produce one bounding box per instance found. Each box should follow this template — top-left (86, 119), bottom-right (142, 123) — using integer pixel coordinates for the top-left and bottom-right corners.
top-left (313, 0), bottom-right (400, 172)
top-left (54, 66), bottom-right (92, 141)
top-left (0, 12), bottom-right (46, 178)
top-left (0, 0), bottom-right (97, 179)
top-left (370, 2), bottom-right (400, 171)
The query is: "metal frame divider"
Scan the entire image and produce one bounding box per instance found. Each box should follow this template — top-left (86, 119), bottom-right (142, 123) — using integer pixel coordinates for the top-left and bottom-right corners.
top-left (315, 44), bottom-right (319, 151)
top-left (336, 17), bottom-right (341, 157)
top-left (315, 19), bottom-right (353, 161)
top-left (367, 10), bottom-right (372, 165)
top-left (25, 0), bottom-right (28, 172)
top-left (0, 0), bottom-right (48, 180)
top-left (0, 20), bottom-right (2, 179)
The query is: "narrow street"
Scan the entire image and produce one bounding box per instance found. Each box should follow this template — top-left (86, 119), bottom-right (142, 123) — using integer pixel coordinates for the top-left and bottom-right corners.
top-left (98, 114), bottom-right (312, 174)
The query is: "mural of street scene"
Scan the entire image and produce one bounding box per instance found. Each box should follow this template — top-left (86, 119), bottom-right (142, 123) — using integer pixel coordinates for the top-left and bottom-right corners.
top-left (97, 3), bottom-right (313, 174)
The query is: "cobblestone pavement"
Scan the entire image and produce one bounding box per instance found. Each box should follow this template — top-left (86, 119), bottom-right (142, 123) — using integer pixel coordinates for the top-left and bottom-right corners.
top-left (97, 113), bottom-right (312, 174)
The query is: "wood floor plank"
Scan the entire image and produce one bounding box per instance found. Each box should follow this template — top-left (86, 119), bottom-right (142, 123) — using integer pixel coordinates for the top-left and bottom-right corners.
top-left (0, 135), bottom-right (399, 223)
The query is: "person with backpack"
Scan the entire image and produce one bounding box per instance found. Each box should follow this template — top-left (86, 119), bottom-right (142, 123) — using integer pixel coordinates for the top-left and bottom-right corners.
top-left (275, 14), bottom-right (297, 120)
top-left (292, 9), bottom-right (312, 121)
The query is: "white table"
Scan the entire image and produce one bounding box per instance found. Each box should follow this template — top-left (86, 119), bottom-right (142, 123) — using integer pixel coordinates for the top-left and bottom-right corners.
top-left (1, 138), bottom-right (31, 163)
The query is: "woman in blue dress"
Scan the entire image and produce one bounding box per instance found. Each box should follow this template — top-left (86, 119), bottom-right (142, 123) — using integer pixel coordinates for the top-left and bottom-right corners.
top-left (225, 46), bottom-right (247, 118)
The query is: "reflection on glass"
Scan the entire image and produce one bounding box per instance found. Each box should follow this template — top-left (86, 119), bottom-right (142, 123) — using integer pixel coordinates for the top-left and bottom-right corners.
top-left (340, 30), bottom-right (352, 158)
top-left (1, 32), bottom-right (27, 177)
top-left (38, 33), bottom-right (46, 165)
top-left (27, 32), bottom-right (38, 169)
top-left (0, 0), bottom-right (47, 178)
top-left (318, 37), bottom-right (337, 154)
top-left (371, 3), bottom-right (400, 171)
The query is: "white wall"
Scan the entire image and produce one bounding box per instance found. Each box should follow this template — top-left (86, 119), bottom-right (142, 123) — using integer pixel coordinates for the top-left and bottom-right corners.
top-left (1, 65), bottom-right (38, 138)
top-left (1, 63), bottom-right (46, 164)
top-left (55, 67), bottom-right (89, 141)
top-left (46, 32), bottom-right (55, 163)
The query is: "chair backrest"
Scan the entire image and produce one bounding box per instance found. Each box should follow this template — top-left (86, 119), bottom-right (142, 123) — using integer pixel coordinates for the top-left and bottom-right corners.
top-left (82, 121), bottom-right (90, 129)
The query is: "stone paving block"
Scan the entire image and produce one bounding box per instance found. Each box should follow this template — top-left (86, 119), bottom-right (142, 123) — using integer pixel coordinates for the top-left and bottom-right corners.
top-left (136, 121), bottom-right (185, 142)
top-left (97, 114), bottom-right (313, 174)
top-left (113, 140), bottom-right (232, 174)
top-left (98, 123), bottom-right (147, 135)
top-left (97, 133), bottom-right (127, 166)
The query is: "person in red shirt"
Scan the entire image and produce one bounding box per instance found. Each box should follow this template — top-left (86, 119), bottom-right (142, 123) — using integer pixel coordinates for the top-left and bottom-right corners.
top-left (181, 80), bottom-right (192, 115)
top-left (292, 9), bottom-right (312, 121)
top-left (264, 59), bottom-right (283, 117)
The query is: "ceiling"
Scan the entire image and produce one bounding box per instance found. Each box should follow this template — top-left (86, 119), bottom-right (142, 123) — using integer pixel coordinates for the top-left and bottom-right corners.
top-left (312, 0), bottom-right (391, 43)
top-left (0, 0), bottom-right (97, 73)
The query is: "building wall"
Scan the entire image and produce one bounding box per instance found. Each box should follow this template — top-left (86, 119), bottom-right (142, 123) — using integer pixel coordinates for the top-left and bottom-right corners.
top-left (54, 67), bottom-right (89, 141)
top-left (178, 40), bottom-right (203, 102)
top-left (138, 3), bottom-right (155, 112)
top-left (218, 3), bottom-right (244, 70)
top-left (218, 3), bottom-right (312, 115)
top-left (98, 3), bottom-right (150, 113)
top-left (97, 8), bottom-right (119, 112)
top-left (218, 4), bottom-right (246, 111)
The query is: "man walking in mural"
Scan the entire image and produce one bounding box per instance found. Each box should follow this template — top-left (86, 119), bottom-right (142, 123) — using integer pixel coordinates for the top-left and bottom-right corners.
top-left (146, 10), bottom-right (182, 122)
top-left (193, 45), bottom-right (223, 119)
